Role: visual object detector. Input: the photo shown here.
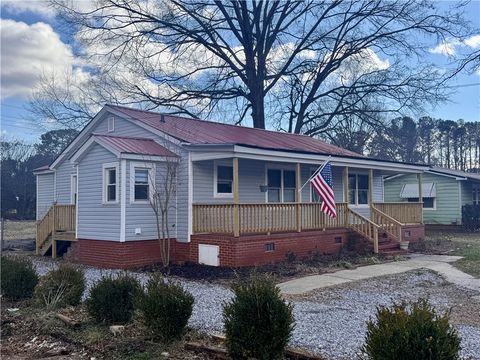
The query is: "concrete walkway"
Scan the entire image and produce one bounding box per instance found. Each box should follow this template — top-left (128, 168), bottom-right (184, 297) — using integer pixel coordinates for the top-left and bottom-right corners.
top-left (279, 254), bottom-right (480, 295)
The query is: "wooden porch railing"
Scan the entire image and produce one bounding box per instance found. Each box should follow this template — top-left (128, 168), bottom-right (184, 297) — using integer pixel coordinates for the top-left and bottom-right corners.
top-left (373, 202), bottom-right (423, 224)
top-left (36, 204), bottom-right (76, 254)
top-left (347, 207), bottom-right (380, 253)
top-left (193, 202), bottom-right (349, 236)
top-left (371, 206), bottom-right (402, 242)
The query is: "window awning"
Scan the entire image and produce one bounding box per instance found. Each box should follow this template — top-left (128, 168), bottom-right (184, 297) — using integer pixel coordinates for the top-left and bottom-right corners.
top-left (400, 183), bottom-right (436, 198)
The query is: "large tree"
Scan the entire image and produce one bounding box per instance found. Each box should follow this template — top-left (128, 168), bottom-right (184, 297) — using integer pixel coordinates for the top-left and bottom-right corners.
top-left (36, 0), bottom-right (473, 133)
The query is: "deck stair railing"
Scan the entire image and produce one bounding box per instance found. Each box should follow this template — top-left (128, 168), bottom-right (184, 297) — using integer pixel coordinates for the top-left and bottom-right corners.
top-left (370, 206), bottom-right (403, 242)
top-left (36, 204), bottom-right (76, 255)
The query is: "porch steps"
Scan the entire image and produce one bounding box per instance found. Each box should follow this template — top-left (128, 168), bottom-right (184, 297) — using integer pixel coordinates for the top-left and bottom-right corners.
top-left (38, 236), bottom-right (53, 256)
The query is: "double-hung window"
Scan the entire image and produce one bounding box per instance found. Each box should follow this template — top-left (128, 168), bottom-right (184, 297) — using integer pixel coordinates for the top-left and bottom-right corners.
top-left (103, 163), bottom-right (118, 204)
top-left (134, 168), bottom-right (149, 201)
top-left (129, 162), bottom-right (154, 203)
top-left (473, 186), bottom-right (480, 205)
top-left (215, 164), bottom-right (233, 197)
top-left (267, 169), bottom-right (296, 203)
top-left (348, 174), bottom-right (369, 205)
top-left (407, 197), bottom-right (435, 209)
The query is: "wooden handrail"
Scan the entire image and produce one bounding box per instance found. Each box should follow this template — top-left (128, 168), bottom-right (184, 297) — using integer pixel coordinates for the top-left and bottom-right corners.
top-left (371, 206), bottom-right (403, 242)
top-left (36, 204), bottom-right (76, 254)
top-left (347, 208), bottom-right (380, 253)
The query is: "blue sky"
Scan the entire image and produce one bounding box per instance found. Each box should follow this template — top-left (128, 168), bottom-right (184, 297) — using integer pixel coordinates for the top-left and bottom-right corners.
top-left (1, 1), bottom-right (479, 144)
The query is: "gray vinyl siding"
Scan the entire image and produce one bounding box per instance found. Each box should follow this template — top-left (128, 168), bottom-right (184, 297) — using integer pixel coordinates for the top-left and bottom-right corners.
top-left (55, 161), bottom-right (76, 204)
top-left (36, 173), bottom-right (54, 220)
top-left (461, 181), bottom-right (474, 206)
top-left (93, 115), bottom-right (156, 138)
top-left (77, 144), bottom-right (121, 240)
top-left (384, 173), bottom-right (462, 225)
top-left (125, 161), bottom-right (177, 241)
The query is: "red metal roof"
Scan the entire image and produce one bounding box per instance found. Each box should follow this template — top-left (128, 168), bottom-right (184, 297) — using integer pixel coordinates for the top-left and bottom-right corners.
top-left (107, 105), bottom-right (362, 157)
top-left (93, 134), bottom-right (178, 157)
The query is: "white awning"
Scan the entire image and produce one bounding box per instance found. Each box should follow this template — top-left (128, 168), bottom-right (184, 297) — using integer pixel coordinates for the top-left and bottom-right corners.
top-left (400, 183), bottom-right (436, 198)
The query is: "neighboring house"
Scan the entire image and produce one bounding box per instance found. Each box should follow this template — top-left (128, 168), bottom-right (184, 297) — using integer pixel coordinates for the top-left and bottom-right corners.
top-left (384, 167), bottom-right (480, 226)
top-left (34, 105), bottom-right (428, 269)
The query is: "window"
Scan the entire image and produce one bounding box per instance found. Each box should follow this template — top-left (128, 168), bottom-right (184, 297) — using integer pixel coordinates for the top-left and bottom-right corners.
top-left (310, 169), bottom-right (321, 202)
top-left (129, 162), bottom-right (154, 203)
top-left (407, 197), bottom-right (435, 209)
top-left (473, 186), bottom-right (480, 205)
top-left (71, 175), bottom-right (78, 204)
top-left (348, 174), bottom-right (369, 205)
top-left (134, 168), bottom-right (149, 201)
top-left (267, 168), bottom-right (296, 203)
top-left (215, 164), bottom-right (233, 197)
top-left (107, 117), bottom-right (115, 132)
top-left (103, 163), bottom-right (118, 204)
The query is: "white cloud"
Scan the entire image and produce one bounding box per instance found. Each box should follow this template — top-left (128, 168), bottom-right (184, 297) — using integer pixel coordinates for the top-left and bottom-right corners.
top-left (464, 34), bottom-right (480, 49)
top-left (1, 0), bottom-right (56, 18)
top-left (430, 39), bottom-right (461, 56)
top-left (0, 19), bottom-right (77, 99)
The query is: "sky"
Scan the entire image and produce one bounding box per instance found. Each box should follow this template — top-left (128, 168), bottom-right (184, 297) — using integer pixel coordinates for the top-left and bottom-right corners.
top-left (1, 0), bottom-right (479, 144)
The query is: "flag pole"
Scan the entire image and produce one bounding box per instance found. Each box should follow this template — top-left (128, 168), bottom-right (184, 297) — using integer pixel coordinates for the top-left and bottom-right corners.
top-left (298, 156), bottom-right (332, 193)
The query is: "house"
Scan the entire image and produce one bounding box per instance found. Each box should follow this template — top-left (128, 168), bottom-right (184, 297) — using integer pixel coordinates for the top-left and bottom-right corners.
top-left (384, 167), bottom-right (480, 226)
top-left (34, 105), bottom-right (428, 269)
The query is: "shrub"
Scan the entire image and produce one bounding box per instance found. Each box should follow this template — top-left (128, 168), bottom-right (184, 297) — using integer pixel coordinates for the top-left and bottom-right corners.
top-left (223, 274), bottom-right (294, 360)
top-left (87, 274), bottom-right (141, 324)
top-left (361, 298), bottom-right (461, 360)
top-left (35, 264), bottom-right (85, 308)
top-left (1, 256), bottom-right (39, 299)
top-left (137, 273), bottom-right (194, 341)
top-left (462, 204), bottom-right (480, 232)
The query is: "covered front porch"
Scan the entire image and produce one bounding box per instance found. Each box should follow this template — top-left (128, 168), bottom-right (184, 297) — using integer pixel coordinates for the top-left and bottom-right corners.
top-left (189, 149), bottom-right (426, 254)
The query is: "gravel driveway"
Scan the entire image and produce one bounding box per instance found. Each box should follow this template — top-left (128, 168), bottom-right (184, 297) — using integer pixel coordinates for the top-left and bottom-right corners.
top-left (32, 258), bottom-right (480, 360)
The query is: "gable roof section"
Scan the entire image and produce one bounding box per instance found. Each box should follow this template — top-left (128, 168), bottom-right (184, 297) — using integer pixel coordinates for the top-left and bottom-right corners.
top-left (93, 134), bottom-right (178, 157)
top-left (71, 134), bottom-right (178, 164)
top-left (106, 104), bottom-right (362, 158)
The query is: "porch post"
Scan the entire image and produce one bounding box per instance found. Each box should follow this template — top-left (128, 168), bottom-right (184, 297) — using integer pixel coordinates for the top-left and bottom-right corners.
top-left (369, 169), bottom-right (374, 206)
top-left (296, 163), bottom-right (301, 232)
top-left (417, 173), bottom-right (424, 224)
top-left (343, 167), bottom-right (349, 227)
top-left (233, 157), bottom-right (240, 237)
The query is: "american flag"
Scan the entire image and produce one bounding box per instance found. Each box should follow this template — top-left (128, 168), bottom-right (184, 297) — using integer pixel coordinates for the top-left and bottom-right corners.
top-left (310, 161), bottom-right (336, 218)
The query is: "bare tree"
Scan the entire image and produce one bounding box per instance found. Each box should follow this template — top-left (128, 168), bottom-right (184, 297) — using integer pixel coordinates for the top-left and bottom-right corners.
top-left (46, 0), bottom-right (472, 133)
top-left (149, 156), bottom-right (179, 268)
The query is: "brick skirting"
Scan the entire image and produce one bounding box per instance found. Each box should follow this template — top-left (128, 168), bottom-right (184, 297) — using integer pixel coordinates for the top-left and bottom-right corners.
top-left (67, 225), bottom-right (424, 269)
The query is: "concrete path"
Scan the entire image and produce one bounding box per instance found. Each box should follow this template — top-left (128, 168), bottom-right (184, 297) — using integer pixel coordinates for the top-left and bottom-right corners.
top-left (279, 254), bottom-right (480, 295)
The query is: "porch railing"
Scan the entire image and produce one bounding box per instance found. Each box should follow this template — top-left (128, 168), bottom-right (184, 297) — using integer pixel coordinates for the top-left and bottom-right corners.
top-left (193, 202), bottom-right (349, 236)
top-left (36, 204), bottom-right (76, 254)
top-left (373, 202), bottom-right (423, 224)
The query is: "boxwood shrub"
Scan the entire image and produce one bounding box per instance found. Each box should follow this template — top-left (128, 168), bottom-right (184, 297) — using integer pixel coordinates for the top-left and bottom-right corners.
top-left (1, 256), bottom-right (39, 299)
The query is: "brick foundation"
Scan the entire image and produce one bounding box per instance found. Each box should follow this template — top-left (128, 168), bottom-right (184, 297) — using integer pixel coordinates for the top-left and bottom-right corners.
top-left (66, 225), bottom-right (424, 269)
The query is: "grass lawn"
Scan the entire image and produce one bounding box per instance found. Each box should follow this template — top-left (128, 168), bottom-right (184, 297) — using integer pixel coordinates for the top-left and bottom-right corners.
top-left (423, 230), bottom-right (480, 278)
top-left (3, 220), bottom-right (36, 240)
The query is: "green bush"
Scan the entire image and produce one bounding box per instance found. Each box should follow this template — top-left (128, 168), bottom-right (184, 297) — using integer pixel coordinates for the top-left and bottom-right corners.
top-left (137, 273), bottom-right (194, 341)
top-left (1, 256), bottom-right (39, 299)
top-left (361, 298), bottom-right (461, 360)
top-left (35, 264), bottom-right (85, 308)
top-left (87, 274), bottom-right (141, 324)
top-left (223, 274), bottom-right (294, 360)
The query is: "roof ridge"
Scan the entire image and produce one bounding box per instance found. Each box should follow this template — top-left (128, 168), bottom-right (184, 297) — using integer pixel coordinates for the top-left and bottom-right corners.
top-left (106, 104), bottom-right (345, 143)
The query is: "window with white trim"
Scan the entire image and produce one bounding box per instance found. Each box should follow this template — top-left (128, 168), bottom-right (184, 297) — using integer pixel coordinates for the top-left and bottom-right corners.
top-left (215, 164), bottom-right (233, 197)
top-left (71, 175), bottom-right (78, 204)
top-left (407, 197), bottom-right (435, 209)
top-left (134, 168), bottom-right (149, 201)
top-left (103, 165), bottom-right (118, 203)
top-left (267, 169), bottom-right (296, 203)
top-left (107, 117), bottom-right (115, 132)
top-left (348, 174), bottom-right (369, 205)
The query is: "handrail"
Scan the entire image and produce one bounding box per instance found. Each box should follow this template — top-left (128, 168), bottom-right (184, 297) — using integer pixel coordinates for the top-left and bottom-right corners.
top-left (36, 204), bottom-right (76, 254)
top-left (371, 206), bottom-right (403, 242)
top-left (347, 207), bottom-right (380, 253)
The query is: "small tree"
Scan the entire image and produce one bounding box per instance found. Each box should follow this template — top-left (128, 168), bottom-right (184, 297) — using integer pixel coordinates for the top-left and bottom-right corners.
top-left (149, 151), bottom-right (179, 268)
